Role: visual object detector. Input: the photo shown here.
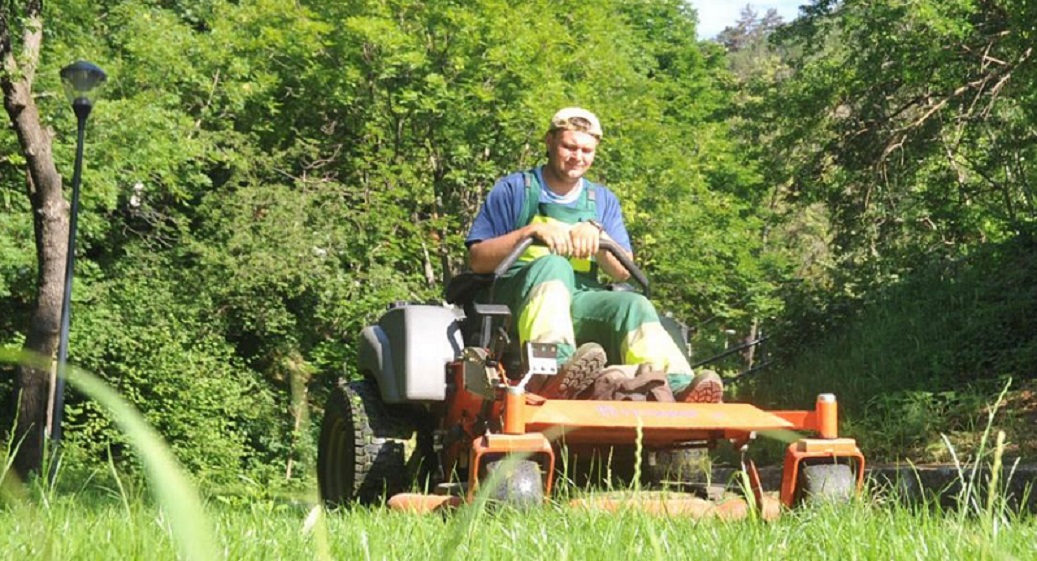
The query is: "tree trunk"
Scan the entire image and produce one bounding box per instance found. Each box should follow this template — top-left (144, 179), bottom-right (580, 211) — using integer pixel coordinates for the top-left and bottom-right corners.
top-left (2, 2), bottom-right (67, 478)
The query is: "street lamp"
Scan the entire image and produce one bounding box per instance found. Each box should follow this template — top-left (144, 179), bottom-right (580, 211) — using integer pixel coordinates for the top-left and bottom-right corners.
top-left (50, 61), bottom-right (106, 467)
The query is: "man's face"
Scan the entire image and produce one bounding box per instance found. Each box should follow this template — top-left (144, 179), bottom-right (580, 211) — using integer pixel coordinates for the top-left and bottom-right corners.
top-left (545, 129), bottom-right (599, 182)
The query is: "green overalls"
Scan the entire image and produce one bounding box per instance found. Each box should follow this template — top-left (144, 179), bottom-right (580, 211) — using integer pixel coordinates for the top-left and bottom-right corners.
top-left (493, 170), bottom-right (695, 391)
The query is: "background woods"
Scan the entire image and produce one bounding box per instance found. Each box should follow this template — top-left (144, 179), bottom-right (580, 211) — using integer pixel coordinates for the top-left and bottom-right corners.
top-left (1, 0), bottom-right (1035, 483)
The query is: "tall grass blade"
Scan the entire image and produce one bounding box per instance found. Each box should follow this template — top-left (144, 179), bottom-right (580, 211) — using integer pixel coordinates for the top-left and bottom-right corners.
top-left (1, 348), bottom-right (217, 561)
top-left (0, 428), bottom-right (28, 506)
top-left (107, 448), bottom-right (132, 518)
top-left (986, 431), bottom-right (1004, 518)
top-left (632, 415), bottom-right (643, 492)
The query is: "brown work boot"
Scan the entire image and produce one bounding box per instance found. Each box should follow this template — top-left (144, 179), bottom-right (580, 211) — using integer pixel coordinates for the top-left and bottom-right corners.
top-left (675, 370), bottom-right (724, 403)
top-left (538, 343), bottom-right (607, 399)
top-left (582, 363), bottom-right (676, 402)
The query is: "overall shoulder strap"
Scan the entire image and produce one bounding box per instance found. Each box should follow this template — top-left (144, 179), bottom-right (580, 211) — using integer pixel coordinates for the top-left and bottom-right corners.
top-left (583, 181), bottom-right (598, 214)
top-left (516, 170), bottom-right (541, 227)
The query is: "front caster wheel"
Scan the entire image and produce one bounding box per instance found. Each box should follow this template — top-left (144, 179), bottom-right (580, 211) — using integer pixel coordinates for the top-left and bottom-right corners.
top-left (799, 462), bottom-right (855, 505)
top-left (482, 457), bottom-right (544, 509)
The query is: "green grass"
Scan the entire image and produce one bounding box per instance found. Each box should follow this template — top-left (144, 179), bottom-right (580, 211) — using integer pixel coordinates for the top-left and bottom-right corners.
top-left (2, 490), bottom-right (1036, 560)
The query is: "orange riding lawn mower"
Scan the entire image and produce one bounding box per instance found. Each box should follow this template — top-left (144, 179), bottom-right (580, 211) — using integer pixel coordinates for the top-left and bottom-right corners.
top-left (317, 239), bottom-right (865, 519)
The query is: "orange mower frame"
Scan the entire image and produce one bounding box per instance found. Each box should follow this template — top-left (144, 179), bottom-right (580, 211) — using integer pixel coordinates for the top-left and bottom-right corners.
top-left (320, 238), bottom-right (865, 516)
top-left (423, 358), bottom-right (864, 511)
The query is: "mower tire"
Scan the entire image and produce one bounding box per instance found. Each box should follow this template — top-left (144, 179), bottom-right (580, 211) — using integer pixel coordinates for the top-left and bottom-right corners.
top-left (644, 448), bottom-right (711, 487)
top-left (483, 457), bottom-right (544, 509)
top-left (318, 378), bottom-right (433, 507)
top-left (799, 462), bottom-right (855, 505)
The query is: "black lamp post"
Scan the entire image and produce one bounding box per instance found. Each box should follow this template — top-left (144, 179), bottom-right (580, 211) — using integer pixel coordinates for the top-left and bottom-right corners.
top-left (50, 61), bottom-right (106, 463)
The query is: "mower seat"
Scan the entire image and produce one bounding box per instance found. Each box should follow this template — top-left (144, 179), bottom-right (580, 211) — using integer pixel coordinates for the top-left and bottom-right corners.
top-left (444, 271), bottom-right (494, 307)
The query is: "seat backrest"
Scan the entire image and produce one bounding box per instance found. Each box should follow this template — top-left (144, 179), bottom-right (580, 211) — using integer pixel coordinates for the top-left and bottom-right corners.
top-left (444, 272), bottom-right (494, 347)
top-left (444, 272), bottom-right (528, 377)
top-left (444, 271), bottom-right (494, 306)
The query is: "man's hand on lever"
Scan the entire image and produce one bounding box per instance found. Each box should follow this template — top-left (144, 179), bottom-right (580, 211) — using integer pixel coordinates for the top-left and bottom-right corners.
top-left (569, 221), bottom-right (601, 259)
top-left (530, 221), bottom-right (574, 256)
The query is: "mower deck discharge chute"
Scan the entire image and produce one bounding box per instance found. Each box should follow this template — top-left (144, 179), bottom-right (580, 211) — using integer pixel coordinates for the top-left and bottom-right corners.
top-left (317, 239), bottom-right (865, 517)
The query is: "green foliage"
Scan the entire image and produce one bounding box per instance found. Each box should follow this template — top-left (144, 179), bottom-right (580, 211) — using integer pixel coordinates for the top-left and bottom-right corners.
top-left (0, 197), bottom-right (34, 341)
top-left (66, 263), bottom-right (280, 483)
top-left (4, 0), bottom-right (779, 481)
top-left (758, 0), bottom-right (1037, 291)
top-left (747, 234), bottom-right (1037, 461)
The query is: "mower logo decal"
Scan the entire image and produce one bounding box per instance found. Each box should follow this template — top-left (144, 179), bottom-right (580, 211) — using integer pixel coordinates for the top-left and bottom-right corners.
top-left (594, 405), bottom-right (701, 419)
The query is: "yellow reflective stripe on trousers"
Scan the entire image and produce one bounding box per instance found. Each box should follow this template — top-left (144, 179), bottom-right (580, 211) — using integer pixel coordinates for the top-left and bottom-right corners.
top-left (517, 216), bottom-right (593, 273)
top-left (518, 280), bottom-right (576, 346)
top-left (621, 322), bottom-right (693, 375)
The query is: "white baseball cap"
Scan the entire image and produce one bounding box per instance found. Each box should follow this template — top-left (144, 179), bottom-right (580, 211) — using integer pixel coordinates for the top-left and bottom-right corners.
top-left (548, 107), bottom-right (603, 139)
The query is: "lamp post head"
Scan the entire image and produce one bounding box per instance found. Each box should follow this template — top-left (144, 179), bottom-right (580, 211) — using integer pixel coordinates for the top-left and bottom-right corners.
top-left (60, 60), bottom-right (107, 119)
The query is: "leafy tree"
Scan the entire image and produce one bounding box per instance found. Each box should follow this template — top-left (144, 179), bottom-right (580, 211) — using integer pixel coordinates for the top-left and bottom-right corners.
top-left (767, 0), bottom-right (1036, 275)
top-left (735, 0), bottom-right (1037, 382)
top-left (717, 6), bottom-right (784, 52)
top-left (1, 0), bottom-right (77, 476)
top-left (2, 0), bottom-right (783, 480)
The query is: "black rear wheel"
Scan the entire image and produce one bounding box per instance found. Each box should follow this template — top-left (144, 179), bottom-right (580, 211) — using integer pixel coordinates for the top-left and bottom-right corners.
top-left (318, 378), bottom-right (434, 507)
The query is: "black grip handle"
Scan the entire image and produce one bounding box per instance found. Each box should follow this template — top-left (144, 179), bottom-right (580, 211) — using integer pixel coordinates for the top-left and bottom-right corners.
top-left (599, 239), bottom-right (650, 298)
top-left (493, 236), bottom-right (650, 298)
top-left (493, 237), bottom-right (535, 278)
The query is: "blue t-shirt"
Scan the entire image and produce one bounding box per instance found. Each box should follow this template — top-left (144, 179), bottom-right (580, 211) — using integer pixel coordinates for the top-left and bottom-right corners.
top-left (466, 167), bottom-right (632, 253)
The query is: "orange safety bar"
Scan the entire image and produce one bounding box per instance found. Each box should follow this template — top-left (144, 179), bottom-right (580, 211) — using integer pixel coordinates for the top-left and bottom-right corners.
top-left (768, 394), bottom-right (841, 437)
top-left (496, 388), bottom-right (848, 446)
top-left (467, 363), bottom-right (845, 443)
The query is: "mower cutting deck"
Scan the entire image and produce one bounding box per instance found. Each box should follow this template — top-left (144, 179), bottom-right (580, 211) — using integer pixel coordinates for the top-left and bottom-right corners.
top-left (316, 238), bottom-right (865, 516)
top-left (388, 366), bottom-right (863, 515)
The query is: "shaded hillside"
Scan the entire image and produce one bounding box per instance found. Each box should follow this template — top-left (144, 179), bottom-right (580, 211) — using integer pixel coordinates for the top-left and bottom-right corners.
top-left (746, 232), bottom-right (1037, 461)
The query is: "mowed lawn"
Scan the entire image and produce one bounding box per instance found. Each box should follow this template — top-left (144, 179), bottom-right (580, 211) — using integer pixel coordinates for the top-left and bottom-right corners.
top-left (2, 493), bottom-right (1035, 560)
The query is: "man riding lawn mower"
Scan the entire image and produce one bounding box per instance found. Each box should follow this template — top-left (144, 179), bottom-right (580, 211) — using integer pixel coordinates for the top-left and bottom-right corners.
top-left (316, 109), bottom-right (865, 515)
top-left (464, 107), bottom-right (721, 403)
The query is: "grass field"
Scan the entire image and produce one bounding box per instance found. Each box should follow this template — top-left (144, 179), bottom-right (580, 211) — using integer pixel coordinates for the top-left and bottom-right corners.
top-left (2, 488), bottom-right (1036, 560)
top-left (3, 343), bottom-right (1035, 560)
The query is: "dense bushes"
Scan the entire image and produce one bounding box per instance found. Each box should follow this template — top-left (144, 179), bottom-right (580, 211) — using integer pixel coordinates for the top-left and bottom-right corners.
top-left (65, 264), bottom-right (281, 483)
